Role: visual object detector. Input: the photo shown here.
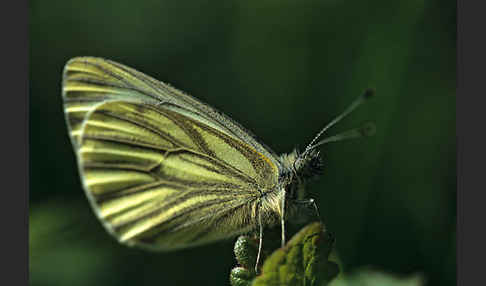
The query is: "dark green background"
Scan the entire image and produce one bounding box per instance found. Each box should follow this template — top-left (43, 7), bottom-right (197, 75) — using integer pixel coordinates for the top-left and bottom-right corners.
top-left (29, 1), bottom-right (456, 285)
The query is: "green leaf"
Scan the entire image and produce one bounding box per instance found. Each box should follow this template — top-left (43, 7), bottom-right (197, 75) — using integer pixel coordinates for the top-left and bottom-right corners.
top-left (231, 222), bottom-right (339, 286)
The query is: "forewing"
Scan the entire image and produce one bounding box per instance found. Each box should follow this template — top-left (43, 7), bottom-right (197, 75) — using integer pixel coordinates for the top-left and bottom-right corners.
top-left (62, 57), bottom-right (281, 168)
top-left (76, 101), bottom-right (278, 250)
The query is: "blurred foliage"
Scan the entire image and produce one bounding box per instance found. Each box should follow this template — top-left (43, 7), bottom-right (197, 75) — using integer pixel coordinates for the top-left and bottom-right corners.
top-left (329, 268), bottom-right (425, 286)
top-left (30, 0), bottom-right (455, 285)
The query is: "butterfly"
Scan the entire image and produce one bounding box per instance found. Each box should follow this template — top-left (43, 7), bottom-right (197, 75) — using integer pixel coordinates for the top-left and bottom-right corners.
top-left (62, 57), bottom-right (374, 271)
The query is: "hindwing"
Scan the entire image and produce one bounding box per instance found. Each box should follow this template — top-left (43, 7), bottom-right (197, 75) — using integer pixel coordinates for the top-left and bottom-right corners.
top-left (75, 100), bottom-right (279, 249)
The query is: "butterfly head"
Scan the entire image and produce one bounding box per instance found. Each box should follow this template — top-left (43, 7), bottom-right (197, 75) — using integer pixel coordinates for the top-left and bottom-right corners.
top-left (293, 148), bottom-right (324, 182)
top-left (278, 148), bottom-right (323, 203)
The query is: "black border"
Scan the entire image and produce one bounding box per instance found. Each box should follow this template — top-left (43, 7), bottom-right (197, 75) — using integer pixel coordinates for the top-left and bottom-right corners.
top-left (457, 1), bottom-right (486, 285)
top-left (2, 0), bottom-right (29, 285)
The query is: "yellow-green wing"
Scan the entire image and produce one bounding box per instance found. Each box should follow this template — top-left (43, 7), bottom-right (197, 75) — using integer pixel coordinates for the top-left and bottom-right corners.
top-left (75, 100), bottom-right (280, 250)
top-left (62, 57), bottom-right (280, 169)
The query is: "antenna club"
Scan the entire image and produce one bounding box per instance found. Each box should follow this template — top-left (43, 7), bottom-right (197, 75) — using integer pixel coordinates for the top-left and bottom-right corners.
top-left (363, 88), bottom-right (375, 99)
top-left (360, 122), bottom-right (376, 137)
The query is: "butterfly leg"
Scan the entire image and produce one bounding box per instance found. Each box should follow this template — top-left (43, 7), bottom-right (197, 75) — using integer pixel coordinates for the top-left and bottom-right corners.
top-left (255, 202), bottom-right (263, 274)
top-left (295, 198), bottom-right (322, 222)
top-left (281, 190), bottom-right (286, 247)
top-left (310, 199), bottom-right (322, 222)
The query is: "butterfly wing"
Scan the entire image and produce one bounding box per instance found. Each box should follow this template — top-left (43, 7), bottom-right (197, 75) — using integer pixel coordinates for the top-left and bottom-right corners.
top-left (62, 58), bottom-right (281, 250)
top-left (63, 57), bottom-right (281, 168)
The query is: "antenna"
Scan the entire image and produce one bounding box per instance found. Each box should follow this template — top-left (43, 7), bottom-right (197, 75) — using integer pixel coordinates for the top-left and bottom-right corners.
top-left (307, 122), bottom-right (376, 150)
top-left (303, 88), bottom-right (375, 155)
